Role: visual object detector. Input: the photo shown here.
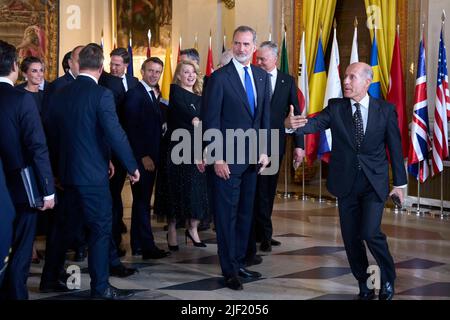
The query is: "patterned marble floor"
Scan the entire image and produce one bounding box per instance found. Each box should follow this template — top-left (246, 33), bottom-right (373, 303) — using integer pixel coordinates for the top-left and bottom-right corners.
top-left (28, 185), bottom-right (450, 300)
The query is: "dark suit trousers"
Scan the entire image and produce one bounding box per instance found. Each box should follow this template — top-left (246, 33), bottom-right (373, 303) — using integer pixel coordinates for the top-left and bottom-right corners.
top-left (247, 154), bottom-right (283, 258)
top-left (130, 168), bottom-right (157, 253)
top-left (213, 165), bottom-right (257, 278)
top-left (338, 170), bottom-right (396, 284)
top-left (109, 157), bottom-right (127, 248)
top-left (0, 206), bottom-right (36, 300)
top-left (42, 187), bottom-right (123, 287)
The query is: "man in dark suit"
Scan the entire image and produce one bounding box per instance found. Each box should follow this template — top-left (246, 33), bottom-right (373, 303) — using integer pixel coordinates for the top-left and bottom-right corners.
top-left (287, 62), bottom-right (407, 300)
top-left (99, 47), bottom-right (139, 255)
top-left (250, 41), bottom-right (305, 254)
top-left (0, 40), bottom-right (55, 300)
top-left (123, 57), bottom-right (170, 259)
top-left (0, 158), bottom-right (15, 288)
top-left (202, 26), bottom-right (271, 291)
top-left (46, 43), bottom-right (140, 300)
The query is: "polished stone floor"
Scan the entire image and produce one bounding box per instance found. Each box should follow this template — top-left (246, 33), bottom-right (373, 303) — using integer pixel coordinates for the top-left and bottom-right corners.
top-left (28, 184), bottom-right (450, 300)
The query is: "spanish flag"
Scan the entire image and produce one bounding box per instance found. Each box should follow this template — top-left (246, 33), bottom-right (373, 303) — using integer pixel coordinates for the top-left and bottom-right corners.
top-left (368, 34), bottom-right (381, 98)
top-left (305, 35), bottom-right (327, 165)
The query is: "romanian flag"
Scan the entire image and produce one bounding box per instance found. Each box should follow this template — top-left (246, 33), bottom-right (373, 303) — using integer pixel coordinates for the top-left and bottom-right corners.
top-left (305, 35), bottom-right (327, 165)
top-left (161, 45), bottom-right (172, 104)
top-left (368, 34), bottom-right (381, 98)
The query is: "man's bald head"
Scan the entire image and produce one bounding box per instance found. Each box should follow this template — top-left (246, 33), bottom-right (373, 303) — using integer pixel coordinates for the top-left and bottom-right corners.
top-left (343, 62), bottom-right (373, 102)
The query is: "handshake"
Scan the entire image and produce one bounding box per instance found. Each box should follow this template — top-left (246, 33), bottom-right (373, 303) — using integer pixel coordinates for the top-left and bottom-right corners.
top-left (284, 105), bottom-right (308, 130)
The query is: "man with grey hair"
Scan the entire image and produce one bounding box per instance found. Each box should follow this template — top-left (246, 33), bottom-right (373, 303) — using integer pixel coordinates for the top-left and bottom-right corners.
top-left (286, 62), bottom-right (407, 300)
top-left (246, 41), bottom-right (304, 260)
top-left (202, 25), bottom-right (270, 291)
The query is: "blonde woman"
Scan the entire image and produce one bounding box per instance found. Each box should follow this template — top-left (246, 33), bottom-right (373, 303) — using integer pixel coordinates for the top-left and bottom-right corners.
top-left (165, 60), bottom-right (208, 250)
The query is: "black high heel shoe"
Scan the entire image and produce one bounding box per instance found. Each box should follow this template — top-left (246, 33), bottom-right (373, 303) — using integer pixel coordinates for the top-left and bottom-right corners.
top-left (166, 233), bottom-right (179, 251)
top-left (185, 229), bottom-right (207, 247)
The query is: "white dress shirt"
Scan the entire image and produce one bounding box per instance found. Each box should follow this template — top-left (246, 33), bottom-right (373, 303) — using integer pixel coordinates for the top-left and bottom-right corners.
top-left (232, 57), bottom-right (257, 106)
top-left (268, 67), bottom-right (277, 94)
top-left (121, 75), bottom-right (128, 92)
top-left (78, 73), bottom-right (98, 84)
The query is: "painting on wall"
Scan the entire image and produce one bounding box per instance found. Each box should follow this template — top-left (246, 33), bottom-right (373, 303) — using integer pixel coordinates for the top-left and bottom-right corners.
top-left (116, 0), bottom-right (172, 59)
top-left (0, 0), bottom-right (59, 81)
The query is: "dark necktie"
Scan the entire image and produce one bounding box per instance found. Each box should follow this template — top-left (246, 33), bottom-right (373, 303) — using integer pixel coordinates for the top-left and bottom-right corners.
top-left (353, 102), bottom-right (364, 150)
top-left (268, 73), bottom-right (274, 100)
top-left (243, 66), bottom-right (255, 116)
top-left (149, 90), bottom-right (157, 103)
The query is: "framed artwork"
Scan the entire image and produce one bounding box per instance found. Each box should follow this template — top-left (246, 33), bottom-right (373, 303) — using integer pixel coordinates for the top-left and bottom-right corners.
top-left (0, 0), bottom-right (59, 81)
top-left (116, 0), bottom-right (172, 58)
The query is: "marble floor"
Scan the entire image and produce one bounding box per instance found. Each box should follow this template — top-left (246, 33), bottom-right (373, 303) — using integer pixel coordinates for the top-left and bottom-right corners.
top-left (28, 184), bottom-right (450, 300)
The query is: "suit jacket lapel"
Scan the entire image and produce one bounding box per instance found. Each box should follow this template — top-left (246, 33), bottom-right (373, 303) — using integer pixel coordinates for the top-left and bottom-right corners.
top-left (251, 65), bottom-right (266, 118)
top-left (362, 97), bottom-right (378, 147)
top-left (226, 62), bottom-right (254, 118)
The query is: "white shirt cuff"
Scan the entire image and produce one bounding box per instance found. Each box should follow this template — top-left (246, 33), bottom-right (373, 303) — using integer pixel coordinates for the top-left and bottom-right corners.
top-left (285, 128), bottom-right (295, 134)
top-left (393, 184), bottom-right (407, 189)
top-left (43, 194), bottom-right (55, 201)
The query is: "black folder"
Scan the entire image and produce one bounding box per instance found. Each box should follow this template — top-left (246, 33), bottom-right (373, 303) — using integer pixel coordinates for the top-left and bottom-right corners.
top-left (20, 166), bottom-right (44, 209)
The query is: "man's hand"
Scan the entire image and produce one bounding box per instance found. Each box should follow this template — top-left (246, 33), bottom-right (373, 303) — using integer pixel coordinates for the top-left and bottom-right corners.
top-left (258, 154), bottom-right (270, 174)
top-left (214, 160), bottom-right (230, 180)
top-left (192, 117), bottom-right (200, 127)
top-left (293, 148), bottom-right (305, 170)
top-left (196, 159), bottom-right (206, 173)
top-left (39, 198), bottom-right (55, 211)
top-left (284, 105), bottom-right (308, 129)
top-left (109, 161), bottom-right (115, 179)
top-left (128, 169), bottom-right (140, 185)
top-left (389, 187), bottom-right (404, 205)
top-left (142, 156), bottom-right (155, 172)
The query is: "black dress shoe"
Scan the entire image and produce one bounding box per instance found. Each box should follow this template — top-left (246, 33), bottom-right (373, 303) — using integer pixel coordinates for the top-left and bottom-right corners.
top-left (260, 241), bottom-right (272, 252)
top-left (245, 255), bottom-right (263, 267)
top-left (142, 248), bottom-right (171, 260)
top-left (379, 281), bottom-right (394, 300)
top-left (225, 276), bottom-right (243, 290)
top-left (91, 285), bottom-right (134, 300)
top-left (39, 280), bottom-right (74, 293)
top-left (355, 290), bottom-right (375, 300)
top-left (110, 264), bottom-right (138, 278)
top-left (238, 267), bottom-right (262, 279)
top-left (270, 239), bottom-right (281, 246)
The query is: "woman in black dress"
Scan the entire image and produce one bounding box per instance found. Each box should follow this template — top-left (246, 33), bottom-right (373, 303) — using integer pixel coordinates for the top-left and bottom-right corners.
top-left (16, 57), bottom-right (46, 263)
top-left (166, 59), bottom-right (208, 250)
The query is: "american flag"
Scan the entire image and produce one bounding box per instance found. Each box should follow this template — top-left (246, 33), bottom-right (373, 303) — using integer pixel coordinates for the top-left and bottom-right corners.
top-left (431, 29), bottom-right (449, 176)
top-left (408, 35), bottom-right (431, 182)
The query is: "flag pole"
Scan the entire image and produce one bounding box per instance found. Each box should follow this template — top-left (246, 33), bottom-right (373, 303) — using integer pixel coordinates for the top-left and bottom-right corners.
top-left (317, 23), bottom-right (325, 203)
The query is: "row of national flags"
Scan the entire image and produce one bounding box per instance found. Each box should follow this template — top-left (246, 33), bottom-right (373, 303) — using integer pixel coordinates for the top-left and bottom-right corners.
top-left (296, 18), bottom-right (449, 182)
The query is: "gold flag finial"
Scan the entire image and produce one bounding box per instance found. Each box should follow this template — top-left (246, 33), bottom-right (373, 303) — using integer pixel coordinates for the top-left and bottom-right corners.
top-left (333, 18), bottom-right (337, 29)
top-left (354, 16), bottom-right (358, 28)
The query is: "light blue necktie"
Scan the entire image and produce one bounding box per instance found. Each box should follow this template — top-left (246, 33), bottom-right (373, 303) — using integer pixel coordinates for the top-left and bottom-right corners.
top-left (243, 66), bottom-right (255, 116)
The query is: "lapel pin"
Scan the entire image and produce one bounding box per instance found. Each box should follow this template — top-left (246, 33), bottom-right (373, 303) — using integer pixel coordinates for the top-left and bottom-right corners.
top-left (190, 103), bottom-right (196, 110)
top-left (281, 79), bottom-right (285, 83)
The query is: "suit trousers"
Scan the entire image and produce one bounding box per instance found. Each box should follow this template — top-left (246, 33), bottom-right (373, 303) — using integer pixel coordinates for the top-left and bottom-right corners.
top-left (0, 206), bottom-right (37, 300)
top-left (109, 156), bottom-right (127, 248)
top-left (246, 154), bottom-right (283, 259)
top-left (338, 169), bottom-right (396, 284)
top-left (213, 165), bottom-right (257, 278)
top-left (130, 168), bottom-right (157, 253)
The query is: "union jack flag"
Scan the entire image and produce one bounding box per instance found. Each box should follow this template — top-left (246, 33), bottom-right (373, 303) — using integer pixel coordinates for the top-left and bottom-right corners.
top-left (431, 29), bottom-right (449, 176)
top-left (408, 34), bottom-right (431, 182)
